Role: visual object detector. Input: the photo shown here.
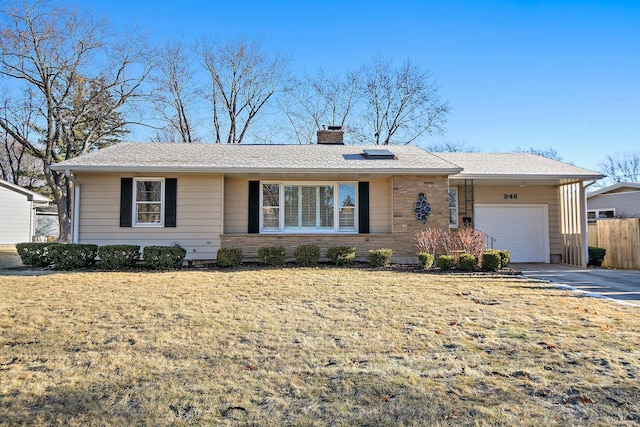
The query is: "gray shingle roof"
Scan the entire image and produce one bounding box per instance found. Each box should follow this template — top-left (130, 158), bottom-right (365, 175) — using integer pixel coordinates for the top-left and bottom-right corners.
top-left (51, 142), bottom-right (462, 174)
top-left (434, 152), bottom-right (603, 180)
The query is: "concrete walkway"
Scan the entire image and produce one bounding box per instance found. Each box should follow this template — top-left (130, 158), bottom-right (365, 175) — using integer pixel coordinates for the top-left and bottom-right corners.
top-left (515, 263), bottom-right (640, 307)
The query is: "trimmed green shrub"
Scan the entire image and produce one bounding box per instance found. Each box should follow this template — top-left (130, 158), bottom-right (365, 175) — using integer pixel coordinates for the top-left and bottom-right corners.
top-left (143, 246), bottom-right (186, 270)
top-left (458, 253), bottom-right (477, 271)
top-left (436, 255), bottom-right (455, 270)
top-left (48, 244), bottom-right (98, 270)
top-left (327, 246), bottom-right (356, 266)
top-left (15, 242), bottom-right (58, 267)
top-left (482, 251), bottom-right (501, 272)
top-left (368, 248), bottom-right (393, 268)
top-left (257, 245), bottom-right (287, 266)
top-left (588, 246), bottom-right (606, 267)
top-left (418, 252), bottom-right (435, 269)
top-left (98, 245), bottom-right (140, 270)
top-left (294, 244), bottom-right (320, 266)
top-left (497, 250), bottom-right (511, 268)
top-left (216, 247), bottom-right (243, 268)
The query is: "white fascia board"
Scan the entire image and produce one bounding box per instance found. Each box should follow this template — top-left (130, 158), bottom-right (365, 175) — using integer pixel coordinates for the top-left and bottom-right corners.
top-left (52, 165), bottom-right (463, 175)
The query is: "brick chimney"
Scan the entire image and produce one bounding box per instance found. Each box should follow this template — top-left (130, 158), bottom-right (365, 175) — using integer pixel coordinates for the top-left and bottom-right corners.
top-left (317, 125), bottom-right (344, 145)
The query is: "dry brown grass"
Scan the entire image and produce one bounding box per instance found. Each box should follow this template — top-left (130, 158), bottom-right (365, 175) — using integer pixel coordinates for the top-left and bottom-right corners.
top-left (1, 267), bottom-right (639, 426)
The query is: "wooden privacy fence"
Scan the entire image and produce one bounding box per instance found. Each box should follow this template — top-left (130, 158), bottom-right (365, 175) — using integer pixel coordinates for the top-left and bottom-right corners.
top-left (588, 218), bottom-right (640, 269)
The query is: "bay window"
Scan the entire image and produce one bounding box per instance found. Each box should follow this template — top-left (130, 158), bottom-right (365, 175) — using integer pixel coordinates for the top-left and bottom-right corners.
top-left (261, 182), bottom-right (357, 233)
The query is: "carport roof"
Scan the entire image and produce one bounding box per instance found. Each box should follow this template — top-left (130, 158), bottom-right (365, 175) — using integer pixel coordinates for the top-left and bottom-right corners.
top-left (435, 152), bottom-right (603, 183)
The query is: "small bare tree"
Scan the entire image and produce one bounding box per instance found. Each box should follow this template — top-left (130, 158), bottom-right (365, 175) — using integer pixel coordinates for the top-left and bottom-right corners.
top-left (152, 39), bottom-right (200, 143)
top-left (199, 36), bottom-right (289, 144)
top-left (514, 147), bottom-right (562, 161)
top-left (426, 140), bottom-right (479, 152)
top-left (599, 150), bottom-right (640, 184)
top-left (0, 0), bottom-right (152, 241)
top-left (356, 56), bottom-right (450, 145)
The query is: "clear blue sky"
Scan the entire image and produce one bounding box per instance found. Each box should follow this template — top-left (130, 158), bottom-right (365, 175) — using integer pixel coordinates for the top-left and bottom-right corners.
top-left (87, 0), bottom-right (639, 171)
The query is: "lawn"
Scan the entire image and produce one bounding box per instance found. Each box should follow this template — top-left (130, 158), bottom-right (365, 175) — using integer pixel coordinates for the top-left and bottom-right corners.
top-left (1, 267), bottom-right (639, 426)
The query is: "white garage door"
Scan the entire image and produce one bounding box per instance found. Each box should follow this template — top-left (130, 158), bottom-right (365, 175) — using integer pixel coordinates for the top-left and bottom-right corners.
top-left (475, 205), bottom-right (549, 263)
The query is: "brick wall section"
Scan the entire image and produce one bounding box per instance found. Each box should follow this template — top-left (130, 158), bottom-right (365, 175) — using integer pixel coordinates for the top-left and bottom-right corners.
top-left (222, 174), bottom-right (450, 262)
top-left (221, 234), bottom-right (403, 261)
top-left (317, 130), bottom-right (344, 144)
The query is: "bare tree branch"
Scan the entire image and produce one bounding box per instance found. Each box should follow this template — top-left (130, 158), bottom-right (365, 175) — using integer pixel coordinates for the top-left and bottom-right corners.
top-left (355, 56), bottom-right (450, 145)
top-left (198, 36), bottom-right (289, 144)
top-left (0, 0), bottom-right (152, 241)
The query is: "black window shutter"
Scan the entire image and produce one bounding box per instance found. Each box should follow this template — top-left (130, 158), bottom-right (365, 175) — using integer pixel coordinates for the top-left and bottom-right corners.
top-left (358, 181), bottom-right (370, 234)
top-left (248, 181), bottom-right (260, 233)
top-left (120, 178), bottom-right (133, 227)
top-left (165, 178), bottom-right (177, 227)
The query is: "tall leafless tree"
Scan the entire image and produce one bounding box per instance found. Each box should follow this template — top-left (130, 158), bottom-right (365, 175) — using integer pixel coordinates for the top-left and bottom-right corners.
top-left (199, 36), bottom-right (289, 144)
top-left (280, 68), bottom-right (359, 144)
top-left (151, 39), bottom-right (200, 143)
top-left (356, 56), bottom-right (450, 145)
top-left (0, 0), bottom-right (153, 241)
top-left (599, 150), bottom-right (640, 184)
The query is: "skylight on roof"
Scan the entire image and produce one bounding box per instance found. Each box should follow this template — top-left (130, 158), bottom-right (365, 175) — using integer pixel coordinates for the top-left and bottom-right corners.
top-left (363, 149), bottom-right (395, 159)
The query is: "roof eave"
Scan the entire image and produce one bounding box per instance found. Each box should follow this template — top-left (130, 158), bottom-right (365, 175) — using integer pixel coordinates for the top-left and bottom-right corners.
top-left (449, 173), bottom-right (604, 181)
top-left (51, 165), bottom-right (463, 175)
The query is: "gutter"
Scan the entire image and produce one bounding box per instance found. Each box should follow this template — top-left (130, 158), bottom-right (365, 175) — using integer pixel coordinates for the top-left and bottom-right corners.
top-left (50, 165), bottom-right (464, 175)
top-left (65, 170), bottom-right (80, 244)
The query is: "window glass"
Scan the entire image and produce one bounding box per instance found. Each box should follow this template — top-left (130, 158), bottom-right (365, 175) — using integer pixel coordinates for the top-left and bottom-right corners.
top-left (262, 184), bottom-right (280, 231)
top-left (448, 189), bottom-right (458, 227)
top-left (319, 186), bottom-right (334, 228)
top-left (135, 179), bottom-right (163, 225)
top-left (599, 210), bottom-right (615, 219)
top-left (338, 184), bottom-right (356, 230)
top-left (283, 185), bottom-right (334, 230)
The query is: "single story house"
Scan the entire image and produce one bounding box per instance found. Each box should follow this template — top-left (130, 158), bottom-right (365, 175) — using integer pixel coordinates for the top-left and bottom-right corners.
top-left (587, 182), bottom-right (640, 221)
top-left (0, 178), bottom-right (50, 245)
top-left (50, 130), bottom-right (603, 266)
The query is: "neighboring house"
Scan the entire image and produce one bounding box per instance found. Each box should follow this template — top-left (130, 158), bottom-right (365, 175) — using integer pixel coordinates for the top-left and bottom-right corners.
top-left (50, 130), bottom-right (603, 265)
top-left (0, 179), bottom-right (50, 245)
top-left (586, 182), bottom-right (640, 221)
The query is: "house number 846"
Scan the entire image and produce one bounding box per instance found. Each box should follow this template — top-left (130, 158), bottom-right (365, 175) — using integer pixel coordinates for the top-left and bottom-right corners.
top-left (504, 193), bottom-right (518, 199)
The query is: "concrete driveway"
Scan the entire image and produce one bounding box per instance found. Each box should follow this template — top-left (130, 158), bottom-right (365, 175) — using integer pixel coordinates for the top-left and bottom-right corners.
top-left (515, 263), bottom-right (640, 307)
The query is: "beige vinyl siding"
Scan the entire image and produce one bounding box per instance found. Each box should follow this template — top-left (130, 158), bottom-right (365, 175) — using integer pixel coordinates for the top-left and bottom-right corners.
top-left (472, 185), bottom-right (562, 258)
top-left (76, 173), bottom-right (223, 260)
top-left (222, 176), bottom-right (392, 234)
top-left (369, 178), bottom-right (392, 233)
top-left (223, 177), bottom-right (249, 233)
top-left (0, 185), bottom-right (32, 244)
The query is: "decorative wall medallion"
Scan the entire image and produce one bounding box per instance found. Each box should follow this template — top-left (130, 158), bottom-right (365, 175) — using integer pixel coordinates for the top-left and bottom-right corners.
top-left (414, 193), bottom-right (431, 224)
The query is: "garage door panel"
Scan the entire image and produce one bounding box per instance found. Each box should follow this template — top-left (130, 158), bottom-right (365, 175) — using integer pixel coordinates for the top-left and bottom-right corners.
top-left (475, 205), bottom-right (549, 263)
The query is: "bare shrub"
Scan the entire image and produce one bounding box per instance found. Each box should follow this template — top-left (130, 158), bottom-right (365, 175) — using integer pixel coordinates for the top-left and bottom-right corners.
top-left (451, 228), bottom-right (486, 260)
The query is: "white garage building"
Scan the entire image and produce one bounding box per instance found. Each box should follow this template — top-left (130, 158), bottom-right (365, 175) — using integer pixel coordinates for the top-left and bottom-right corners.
top-left (0, 179), bottom-right (50, 245)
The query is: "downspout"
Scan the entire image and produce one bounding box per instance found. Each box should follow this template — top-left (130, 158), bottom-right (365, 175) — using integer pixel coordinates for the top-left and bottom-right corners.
top-left (65, 170), bottom-right (80, 244)
top-left (581, 179), bottom-right (598, 266)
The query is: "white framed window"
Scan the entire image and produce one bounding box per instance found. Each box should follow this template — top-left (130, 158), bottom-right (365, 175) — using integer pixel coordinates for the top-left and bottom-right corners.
top-left (587, 208), bottom-right (615, 222)
top-left (449, 188), bottom-right (458, 228)
top-left (260, 181), bottom-right (357, 233)
top-left (134, 178), bottom-right (164, 226)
